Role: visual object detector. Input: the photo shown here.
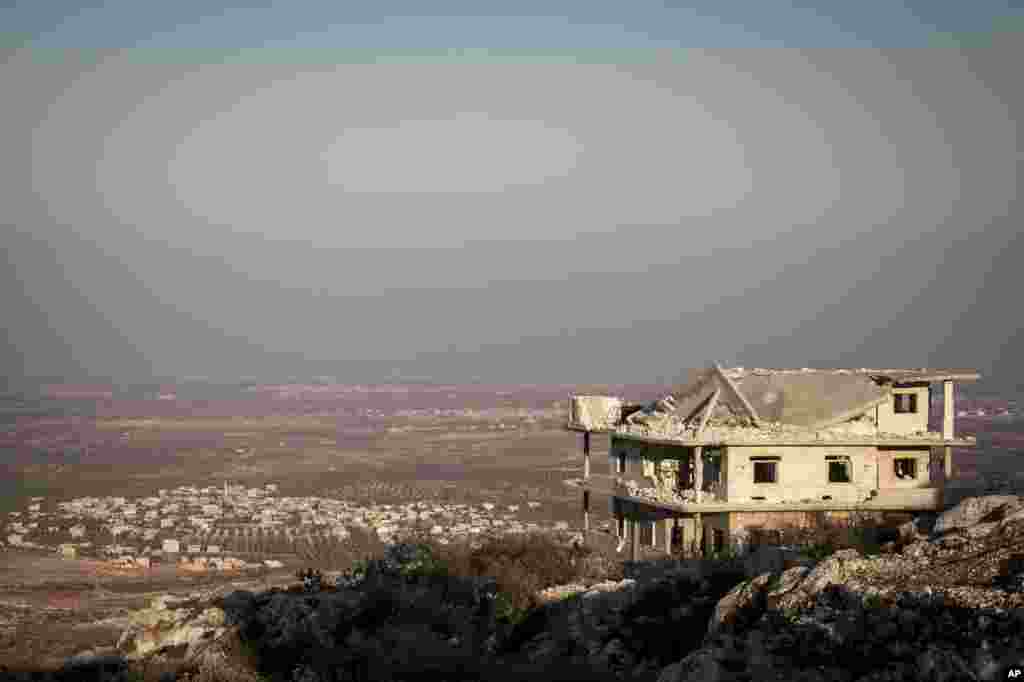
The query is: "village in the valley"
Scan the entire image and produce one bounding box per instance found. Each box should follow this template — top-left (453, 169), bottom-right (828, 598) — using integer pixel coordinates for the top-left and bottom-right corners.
top-left (1, 481), bottom-right (570, 574)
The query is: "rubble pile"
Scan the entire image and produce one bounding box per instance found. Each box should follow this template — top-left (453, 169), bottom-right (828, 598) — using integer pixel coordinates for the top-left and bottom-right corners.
top-left (617, 416), bottom-right (961, 444)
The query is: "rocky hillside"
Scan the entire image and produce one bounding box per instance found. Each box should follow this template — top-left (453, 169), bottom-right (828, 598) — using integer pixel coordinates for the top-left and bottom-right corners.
top-left (8, 495), bottom-right (1024, 682)
top-left (670, 496), bottom-right (1024, 681)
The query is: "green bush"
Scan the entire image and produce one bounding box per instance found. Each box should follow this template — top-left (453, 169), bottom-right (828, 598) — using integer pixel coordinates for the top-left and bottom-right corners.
top-left (803, 542), bottom-right (835, 562)
top-left (492, 591), bottom-right (529, 626)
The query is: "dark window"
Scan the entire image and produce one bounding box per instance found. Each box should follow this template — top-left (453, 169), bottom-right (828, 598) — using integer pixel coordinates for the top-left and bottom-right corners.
top-left (703, 448), bottom-right (722, 489)
top-left (753, 460), bottom-right (778, 484)
top-left (618, 452), bottom-right (626, 474)
top-left (827, 457), bottom-right (851, 483)
top-left (894, 393), bottom-right (918, 414)
top-left (894, 457), bottom-right (917, 479)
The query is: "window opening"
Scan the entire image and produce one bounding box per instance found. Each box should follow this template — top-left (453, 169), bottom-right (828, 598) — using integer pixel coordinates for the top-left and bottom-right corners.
top-left (894, 393), bottom-right (918, 414)
top-left (894, 457), bottom-right (917, 479)
top-left (752, 458), bottom-right (778, 484)
top-left (827, 456), bottom-right (852, 483)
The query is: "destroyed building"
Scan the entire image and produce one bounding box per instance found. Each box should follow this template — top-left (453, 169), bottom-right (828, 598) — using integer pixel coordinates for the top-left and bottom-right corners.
top-left (567, 364), bottom-right (979, 557)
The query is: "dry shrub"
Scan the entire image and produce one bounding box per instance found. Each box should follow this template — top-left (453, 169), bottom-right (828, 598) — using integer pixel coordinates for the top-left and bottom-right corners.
top-left (428, 532), bottom-right (588, 616)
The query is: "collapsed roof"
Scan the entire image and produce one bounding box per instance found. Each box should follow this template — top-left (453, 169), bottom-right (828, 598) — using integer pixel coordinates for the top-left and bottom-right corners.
top-left (631, 364), bottom-right (980, 431)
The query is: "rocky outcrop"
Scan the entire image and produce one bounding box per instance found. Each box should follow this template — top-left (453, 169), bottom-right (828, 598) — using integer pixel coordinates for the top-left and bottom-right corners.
top-left (673, 588), bottom-right (1024, 682)
top-left (660, 497), bottom-right (1024, 682)
top-left (501, 563), bottom-right (749, 679)
top-left (933, 495), bottom-right (1023, 535)
top-left (705, 565), bottom-right (814, 639)
top-left (116, 595), bottom-right (229, 660)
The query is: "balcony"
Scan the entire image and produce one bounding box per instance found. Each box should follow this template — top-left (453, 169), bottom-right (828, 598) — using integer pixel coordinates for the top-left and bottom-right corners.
top-left (611, 477), bottom-right (727, 505)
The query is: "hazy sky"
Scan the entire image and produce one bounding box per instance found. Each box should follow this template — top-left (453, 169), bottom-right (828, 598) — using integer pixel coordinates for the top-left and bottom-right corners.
top-left (2, 2), bottom-right (1022, 388)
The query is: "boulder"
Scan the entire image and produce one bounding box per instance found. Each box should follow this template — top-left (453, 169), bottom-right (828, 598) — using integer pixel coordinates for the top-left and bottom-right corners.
top-left (998, 506), bottom-right (1024, 530)
top-left (965, 522), bottom-right (1000, 539)
top-left (933, 496), bottom-right (1023, 535)
top-left (772, 550), bottom-right (862, 611)
top-left (902, 540), bottom-right (934, 560)
top-left (117, 605), bottom-right (227, 659)
top-left (898, 520), bottom-right (925, 543)
top-left (706, 573), bottom-right (773, 638)
top-left (765, 566), bottom-right (811, 610)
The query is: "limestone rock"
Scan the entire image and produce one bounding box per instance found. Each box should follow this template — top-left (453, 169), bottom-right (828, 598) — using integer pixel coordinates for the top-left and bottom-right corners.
top-left (933, 496), bottom-right (1023, 535)
top-left (117, 605), bottom-right (227, 660)
top-left (771, 550), bottom-right (863, 611)
top-left (965, 522), bottom-right (1000, 539)
top-left (765, 566), bottom-right (811, 610)
top-left (706, 573), bottom-right (773, 638)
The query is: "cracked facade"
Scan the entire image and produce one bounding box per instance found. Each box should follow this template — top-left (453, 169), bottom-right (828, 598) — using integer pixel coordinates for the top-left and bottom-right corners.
top-left (568, 364), bottom-right (980, 557)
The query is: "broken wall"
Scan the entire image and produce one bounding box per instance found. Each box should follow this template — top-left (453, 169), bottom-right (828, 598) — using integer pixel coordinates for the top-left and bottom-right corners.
top-left (569, 395), bottom-right (623, 431)
top-left (727, 445), bottom-right (877, 504)
top-left (610, 437), bottom-right (695, 502)
top-left (875, 385), bottom-right (930, 435)
top-left (876, 447), bottom-right (934, 489)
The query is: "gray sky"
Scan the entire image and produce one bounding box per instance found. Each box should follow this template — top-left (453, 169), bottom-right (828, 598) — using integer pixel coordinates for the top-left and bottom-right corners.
top-left (2, 39), bottom-right (1021, 387)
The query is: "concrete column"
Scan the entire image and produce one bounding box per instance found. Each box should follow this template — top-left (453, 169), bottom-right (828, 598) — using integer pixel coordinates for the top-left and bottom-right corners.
top-left (679, 517), bottom-right (696, 556)
top-left (582, 431), bottom-right (591, 534)
top-left (630, 518), bottom-right (639, 562)
top-left (694, 512), bottom-right (703, 557)
top-left (694, 447), bottom-right (704, 504)
top-left (943, 380), bottom-right (954, 440)
top-left (943, 381), bottom-right (955, 481)
top-left (664, 517), bottom-right (673, 554)
top-left (583, 431), bottom-right (591, 479)
top-left (650, 520), bottom-right (658, 548)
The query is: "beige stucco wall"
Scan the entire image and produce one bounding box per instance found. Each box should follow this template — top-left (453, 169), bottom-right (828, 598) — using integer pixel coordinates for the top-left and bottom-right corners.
top-left (876, 385), bottom-right (930, 435)
top-left (726, 445), bottom-right (877, 504)
top-left (876, 447), bottom-right (934, 489)
top-left (611, 437), bottom-right (938, 505)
